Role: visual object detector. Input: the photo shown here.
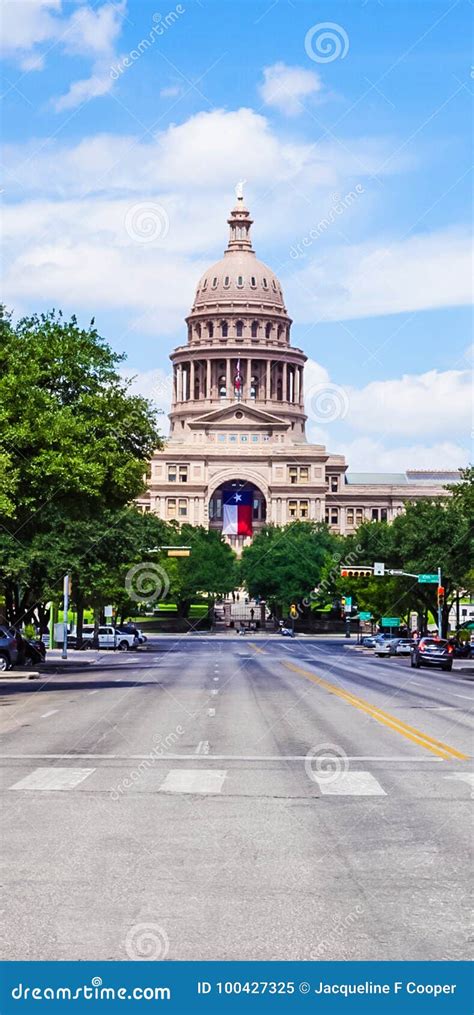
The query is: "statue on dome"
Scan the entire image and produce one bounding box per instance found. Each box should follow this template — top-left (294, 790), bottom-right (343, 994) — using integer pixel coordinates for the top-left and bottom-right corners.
top-left (235, 179), bottom-right (246, 201)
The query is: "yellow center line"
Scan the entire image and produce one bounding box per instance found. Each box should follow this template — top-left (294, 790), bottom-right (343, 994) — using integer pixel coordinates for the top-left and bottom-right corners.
top-left (283, 661), bottom-right (469, 761)
top-left (250, 643), bottom-right (266, 654)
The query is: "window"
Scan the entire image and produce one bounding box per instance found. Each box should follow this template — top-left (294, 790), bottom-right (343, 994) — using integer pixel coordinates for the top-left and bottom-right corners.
top-left (212, 277), bottom-right (218, 288)
top-left (250, 276), bottom-right (256, 288)
top-left (221, 321), bottom-right (228, 337)
top-left (167, 498), bottom-right (176, 519)
top-left (237, 275), bottom-right (243, 287)
top-left (289, 499), bottom-right (309, 519)
top-left (265, 323), bottom-right (272, 339)
top-left (195, 323), bottom-right (201, 339)
top-left (218, 375), bottom-right (226, 397)
top-left (272, 279), bottom-right (277, 291)
top-left (224, 276), bottom-right (230, 288)
top-left (178, 499), bottom-right (187, 517)
top-left (208, 321), bottom-right (214, 338)
top-left (262, 277), bottom-right (268, 289)
top-left (289, 466), bottom-right (298, 484)
top-left (330, 475), bottom-right (339, 492)
top-left (251, 321), bottom-right (258, 338)
top-left (202, 279), bottom-right (207, 290)
top-left (355, 508), bottom-right (364, 525)
top-left (168, 464), bottom-right (188, 483)
top-left (299, 467), bottom-right (309, 482)
top-left (236, 320), bottom-right (243, 337)
top-left (381, 508), bottom-right (388, 522)
top-left (346, 508), bottom-right (354, 526)
top-left (371, 508), bottom-right (379, 521)
top-left (331, 509), bottom-right (339, 525)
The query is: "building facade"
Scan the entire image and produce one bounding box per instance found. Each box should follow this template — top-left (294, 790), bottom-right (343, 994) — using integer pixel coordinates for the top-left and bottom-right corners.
top-left (140, 192), bottom-right (459, 550)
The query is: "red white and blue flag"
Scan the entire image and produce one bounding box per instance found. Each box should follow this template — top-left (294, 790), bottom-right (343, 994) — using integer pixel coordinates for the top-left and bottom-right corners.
top-left (234, 359), bottom-right (243, 398)
top-left (222, 489), bottom-right (253, 536)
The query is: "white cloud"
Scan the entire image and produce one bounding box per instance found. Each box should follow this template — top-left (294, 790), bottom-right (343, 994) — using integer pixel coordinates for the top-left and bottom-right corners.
top-left (259, 62), bottom-right (323, 116)
top-left (121, 367), bottom-right (173, 417)
top-left (0, 0), bottom-right (126, 111)
top-left (333, 437), bottom-right (469, 473)
top-left (285, 227), bottom-right (473, 322)
top-left (160, 84), bottom-right (185, 99)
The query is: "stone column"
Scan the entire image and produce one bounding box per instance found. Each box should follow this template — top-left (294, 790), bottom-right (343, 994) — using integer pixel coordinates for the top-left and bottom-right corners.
top-left (207, 359), bottom-right (211, 399)
top-left (295, 364), bottom-right (300, 404)
top-left (246, 357), bottom-right (252, 395)
top-left (282, 361), bottom-right (288, 402)
top-left (190, 359), bottom-right (195, 401)
top-left (266, 359), bottom-right (271, 401)
top-left (173, 367), bottom-right (177, 404)
top-left (177, 364), bottom-right (182, 402)
top-left (226, 357), bottom-right (231, 397)
top-left (299, 366), bottom-right (304, 407)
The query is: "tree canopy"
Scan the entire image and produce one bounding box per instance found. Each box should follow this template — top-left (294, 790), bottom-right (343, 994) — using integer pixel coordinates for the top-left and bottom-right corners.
top-left (240, 521), bottom-right (339, 615)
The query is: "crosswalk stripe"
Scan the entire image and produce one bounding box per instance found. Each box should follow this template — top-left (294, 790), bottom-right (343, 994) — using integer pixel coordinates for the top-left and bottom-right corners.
top-left (314, 772), bottom-right (386, 796)
top-left (159, 769), bottom-right (226, 794)
top-left (10, 767), bottom-right (95, 791)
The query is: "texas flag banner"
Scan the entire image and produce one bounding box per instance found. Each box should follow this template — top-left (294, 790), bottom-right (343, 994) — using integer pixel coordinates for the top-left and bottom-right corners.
top-left (222, 489), bottom-right (253, 535)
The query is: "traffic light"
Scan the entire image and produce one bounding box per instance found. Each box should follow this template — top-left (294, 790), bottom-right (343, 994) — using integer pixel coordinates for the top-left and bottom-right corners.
top-left (289, 604), bottom-right (298, 619)
top-left (437, 586), bottom-right (445, 606)
top-left (340, 567), bottom-right (373, 578)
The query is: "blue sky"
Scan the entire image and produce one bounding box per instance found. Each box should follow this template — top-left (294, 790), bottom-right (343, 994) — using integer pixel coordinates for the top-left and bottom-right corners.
top-left (1, 0), bottom-right (472, 469)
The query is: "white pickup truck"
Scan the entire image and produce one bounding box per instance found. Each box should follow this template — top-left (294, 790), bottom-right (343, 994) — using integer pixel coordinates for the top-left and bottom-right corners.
top-left (81, 626), bottom-right (139, 651)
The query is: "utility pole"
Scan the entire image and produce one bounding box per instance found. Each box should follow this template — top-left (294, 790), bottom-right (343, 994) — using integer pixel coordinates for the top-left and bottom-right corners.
top-left (62, 574), bottom-right (70, 660)
top-left (437, 566), bottom-right (443, 637)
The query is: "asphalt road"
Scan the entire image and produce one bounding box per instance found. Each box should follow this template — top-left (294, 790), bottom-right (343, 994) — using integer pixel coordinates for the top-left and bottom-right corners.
top-left (0, 636), bottom-right (472, 962)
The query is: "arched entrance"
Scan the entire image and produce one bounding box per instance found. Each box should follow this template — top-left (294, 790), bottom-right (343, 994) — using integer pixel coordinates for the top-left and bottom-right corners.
top-left (209, 479), bottom-right (266, 550)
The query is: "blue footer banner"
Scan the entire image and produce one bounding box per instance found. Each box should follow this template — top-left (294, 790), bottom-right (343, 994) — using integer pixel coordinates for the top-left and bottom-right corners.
top-left (0, 963), bottom-right (472, 1013)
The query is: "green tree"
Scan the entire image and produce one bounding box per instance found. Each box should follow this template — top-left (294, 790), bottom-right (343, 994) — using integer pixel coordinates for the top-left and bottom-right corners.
top-left (164, 525), bottom-right (238, 617)
top-left (0, 308), bottom-right (163, 626)
top-left (240, 521), bottom-right (338, 617)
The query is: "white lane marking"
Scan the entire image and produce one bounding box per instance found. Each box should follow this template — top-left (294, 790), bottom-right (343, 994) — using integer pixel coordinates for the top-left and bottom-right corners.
top-left (10, 767), bottom-right (95, 791)
top-left (208, 708), bottom-right (216, 717)
top-left (159, 769), bottom-right (226, 794)
top-left (314, 771), bottom-right (386, 796)
top-left (454, 694), bottom-right (473, 700)
top-left (445, 773), bottom-right (474, 789)
top-left (195, 741), bottom-right (210, 756)
top-left (213, 677), bottom-right (219, 682)
top-left (41, 710), bottom-right (58, 718)
top-left (0, 754), bottom-right (445, 762)
top-left (211, 689), bottom-right (218, 696)
top-left (88, 689), bottom-right (99, 695)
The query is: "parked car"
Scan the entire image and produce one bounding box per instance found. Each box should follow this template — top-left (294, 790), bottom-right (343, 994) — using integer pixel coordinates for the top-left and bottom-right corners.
top-left (0, 625), bottom-right (22, 671)
top-left (394, 638), bottom-right (414, 656)
top-left (23, 636), bottom-right (46, 664)
top-left (80, 626), bottom-right (139, 651)
top-left (410, 637), bottom-right (453, 671)
top-left (361, 635), bottom-right (377, 647)
top-left (116, 624), bottom-right (147, 644)
top-left (374, 638), bottom-right (401, 657)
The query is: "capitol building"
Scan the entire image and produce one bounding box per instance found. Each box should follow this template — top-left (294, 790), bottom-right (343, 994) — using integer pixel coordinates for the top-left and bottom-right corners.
top-left (140, 190), bottom-right (458, 550)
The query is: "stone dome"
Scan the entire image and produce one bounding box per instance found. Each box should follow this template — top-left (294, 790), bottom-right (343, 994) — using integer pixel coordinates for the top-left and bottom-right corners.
top-left (191, 193), bottom-right (287, 314)
top-left (193, 250), bottom-right (286, 310)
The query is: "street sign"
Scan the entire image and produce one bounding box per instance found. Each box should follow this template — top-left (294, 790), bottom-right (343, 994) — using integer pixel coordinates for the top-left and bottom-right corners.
top-left (373, 562), bottom-right (385, 576)
top-left (417, 573), bottom-right (438, 583)
top-left (167, 549), bottom-right (190, 557)
top-left (359, 612), bottom-right (372, 621)
top-left (104, 604), bottom-right (113, 618)
top-left (344, 596), bottom-right (352, 612)
top-left (381, 616), bottom-right (400, 627)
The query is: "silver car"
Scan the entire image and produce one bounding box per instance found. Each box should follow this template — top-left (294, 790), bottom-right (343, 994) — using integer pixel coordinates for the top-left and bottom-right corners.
top-left (374, 638), bottom-right (400, 657)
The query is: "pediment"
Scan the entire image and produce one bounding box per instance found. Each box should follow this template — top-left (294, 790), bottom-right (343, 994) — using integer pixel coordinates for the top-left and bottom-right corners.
top-left (188, 403), bottom-right (290, 431)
